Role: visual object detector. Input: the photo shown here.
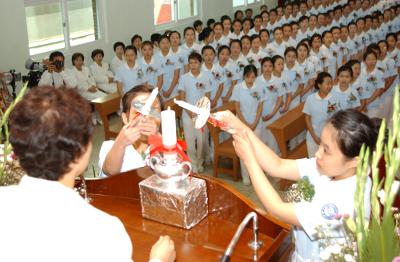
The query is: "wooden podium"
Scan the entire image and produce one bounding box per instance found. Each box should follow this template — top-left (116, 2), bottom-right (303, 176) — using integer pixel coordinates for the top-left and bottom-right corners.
top-left (85, 168), bottom-right (292, 261)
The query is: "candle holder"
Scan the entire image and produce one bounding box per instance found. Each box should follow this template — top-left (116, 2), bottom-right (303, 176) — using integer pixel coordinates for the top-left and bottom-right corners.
top-left (138, 107), bottom-right (208, 229)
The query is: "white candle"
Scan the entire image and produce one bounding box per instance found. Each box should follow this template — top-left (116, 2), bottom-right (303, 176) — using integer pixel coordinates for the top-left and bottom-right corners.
top-left (161, 107), bottom-right (177, 149)
top-left (141, 87), bottom-right (159, 115)
top-left (174, 99), bottom-right (204, 115)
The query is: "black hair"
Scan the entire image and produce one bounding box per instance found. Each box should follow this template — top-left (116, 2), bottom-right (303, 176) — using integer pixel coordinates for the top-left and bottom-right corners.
top-left (71, 52), bottom-right (84, 66)
top-left (363, 49), bottom-right (378, 61)
top-left (314, 72), bottom-right (332, 90)
top-left (158, 34), bottom-right (170, 44)
top-left (234, 10), bottom-right (243, 20)
top-left (254, 15), bottom-right (262, 21)
top-left (201, 45), bottom-right (216, 55)
top-left (240, 35), bottom-right (252, 43)
top-left (207, 18), bottom-right (216, 28)
top-left (331, 26), bottom-right (340, 32)
top-left (282, 23), bottom-right (291, 29)
top-left (141, 40), bottom-right (153, 50)
top-left (327, 109), bottom-right (379, 159)
top-left (259, 29), bottom-right (269, 37)
top-left (245, 8), bottom-right (253, 14)
top-left (296, 42), bottom-right (310, 55)
top-left (271, 55), bottom-right (284, 66)
top-left (322, 30), bottom-right (332, 39)
top-left (220, 15), bottom-right (231, 23)
top-left (284, 46), bottom-right (297, 57)
top-left (131, 34), bottom-right (142, 44)
top-left (337, 64), bottom-right (353, 78)
top-left (261, 56), bottom-right (273, 67)
top-left (9, 87), bottom-right (92, 181)
top-left (49, 51), bottom-right (64, 61)
top-left (199, 27), bottom-right (213, 42)
top-left (242, 18), bottom-right (253, 27)
top-left (124, 45), bottom-right (137, 55)
top-left (310, 33), bottom-right (322, 43)
top-left (184, 27), bottom-right (195, 36)
top-left (230, 39), bottom-right (242, 49)
top-left (213, 22), bottom-right (223, 30)
top-left (91, 49), bottom-right (104, 60)
top-left (217, 45), bottom-right (230, 56)
top-left (188, 52), bottom-right (202, 63)
top-left (346, 59), bottom-right (361, 69)
top-left (151, 33), bottom-right (161, 44)
top-left (193, 19), bottom-right (203, 29)
top-left (113, 41), bottom-right (125, 52)
top-left (273, 27), bottom-right (283, 34)
top-left (169, 30), bottom-right (181, 39)
top-left (251, 34), bottom-right (261, 42)
top-left (386, 32), bottom-right (396, 41)
top-left (243, 64), bottom-right (257, 78)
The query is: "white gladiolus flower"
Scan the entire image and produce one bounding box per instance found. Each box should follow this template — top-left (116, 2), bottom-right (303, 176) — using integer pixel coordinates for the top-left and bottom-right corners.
top-left (344, 254), bottom-right (355, 262)
top-left (331, 244), bottom-right (341, 254)
top-left (378, 189), bottom-right (386, 205)
top-left (320, 250), bottom-right (331, 261)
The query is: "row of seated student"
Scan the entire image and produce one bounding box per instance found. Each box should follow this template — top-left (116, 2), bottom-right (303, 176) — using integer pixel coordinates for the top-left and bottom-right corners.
top-left (38, 0), bottom-right (399, 184)
top-left (1, 1), bottom-right (397, 261)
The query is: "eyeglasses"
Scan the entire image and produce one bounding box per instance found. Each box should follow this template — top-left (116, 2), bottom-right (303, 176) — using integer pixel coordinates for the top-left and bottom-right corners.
top-left (131, 100), bottom-right (161, 118)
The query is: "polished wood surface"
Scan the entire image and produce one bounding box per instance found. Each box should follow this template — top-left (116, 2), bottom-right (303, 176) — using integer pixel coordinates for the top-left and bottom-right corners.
top-left (85, 168), bottom-right (292, 261)
top-left (268, 103), bottom-right (307, 159)
top-left (91, 92), bottom-right (121, 140)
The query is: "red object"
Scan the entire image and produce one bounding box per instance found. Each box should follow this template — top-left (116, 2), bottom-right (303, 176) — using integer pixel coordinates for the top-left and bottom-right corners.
top-left (148, 135), bottom-right (190, 162)
top-left (208, 117), bottom-right (228, 129)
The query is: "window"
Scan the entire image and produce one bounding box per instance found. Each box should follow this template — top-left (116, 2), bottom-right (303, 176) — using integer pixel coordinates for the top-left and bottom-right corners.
top-left (154, 0), bottom-right (199, 26)
top-left (233, 0), bottom-right (261, 8)
top-left (24, 0), bottom-right (100, 55)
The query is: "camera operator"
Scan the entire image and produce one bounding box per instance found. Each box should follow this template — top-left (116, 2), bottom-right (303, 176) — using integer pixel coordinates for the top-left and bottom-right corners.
top-left (38, 51), bottom-right (77, 88)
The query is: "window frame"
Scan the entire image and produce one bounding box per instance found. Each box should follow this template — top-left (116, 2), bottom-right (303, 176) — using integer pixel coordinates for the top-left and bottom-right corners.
top-left (154, 0), bottom-right (201, 31)
top-left (24, 0), bottom-right (102, 57)
top-left (232, 0), bottom-right (262, 9)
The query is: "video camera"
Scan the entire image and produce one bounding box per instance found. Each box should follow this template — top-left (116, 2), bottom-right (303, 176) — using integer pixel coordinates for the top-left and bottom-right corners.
top-left (22, 58), bottom-right (48, 88)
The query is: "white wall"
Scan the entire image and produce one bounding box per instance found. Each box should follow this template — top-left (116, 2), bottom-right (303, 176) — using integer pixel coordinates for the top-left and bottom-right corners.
top-left (0, 0), bottom-right (277, 76)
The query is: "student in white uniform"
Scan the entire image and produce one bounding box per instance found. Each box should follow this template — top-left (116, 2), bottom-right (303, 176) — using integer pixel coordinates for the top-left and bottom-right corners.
top-left (297, 16), bottom-right (310, 42)
top-left (201, 45), bottom-right (223, 109)
top-left (139, 41), bottom-right (163, 89)
top-left (256, 57), bottom-right (282, 154)
top-left (272, 55), bottom-right (292, 116)
top-left (110, 42), bottom-right (125, 74)
top-left (282, 23), bottom-right (296, 47)
top-left (304, 72), bottom-right (340, 157)
top-left (2, 86), bottom-right (175, 262)
top-left (241, 18), bottom-right (252, 36)
top-left (377, 39), bottom-right (398, 121)
top-left (249, 15), bottom-right (263, 35)
top-left (199, 28), bottom-right (216, 50)
top-left (71, 53), bottom-right (106, 102)
top-left (193, 19), bottom-right (203, 43)
top-left (216, 45), bottom-right (241, 104)
top-left (283, 47), bottom-right (303, 111)
top-left (331, 65), bottom-right (361, 110)
top-left (347, 59), bottom-right (364, 108)
top-left (90, 49), bottom-right (117, 94)
top-left (320, 31), bottom-right (338, 80)
top-left (269, 27), bottom-right (287, 57)
top-left (115, 46), bottom-right (148, 96)
top-left (156, 35), bottom-right (180, 102)
top-left (131, 34), bottom-right (143, 59)
top-left (212, 23), bottom-right (229, 49)
top-left (359, 50), bottom-right (385, 118)
top-left (338, 26), bottom-right (357, 64)
top-left (181, 27), bottom-right (202, 56)
top-left (259, 29), bottom-right (271, 55)
top-left (241, 35), bottom-right (252, 64)
top-left (296, 43), bottom-right (317, 102)
top-left (231, 65), bottom-right (263, 185)
top-left (170, 31), bottom-right (189, 75)
top-left (178, 52), bottom-right (211, 173)
top-left (38, 51), bottom-right (77, 88)
top-left (230, 19), bottom-right (244, 41)
top-left (218, 107), bottom-right (374, 262)
top-left (247, 35), bottom-right (267, 73)
top-left (99, 85), bottom-right (160, 176)
top-left (229, 39), bottom-right (249, 82)
top-left (221, 16), bottom-right (233, 40)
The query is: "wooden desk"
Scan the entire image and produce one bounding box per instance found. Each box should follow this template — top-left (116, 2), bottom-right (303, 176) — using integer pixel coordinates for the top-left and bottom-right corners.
top-left (268, 103), bottom-right (307, 159)
top-left (85, 169), bottom-right (292, 261)
top-left (91, 92), bottom-right (121, 139)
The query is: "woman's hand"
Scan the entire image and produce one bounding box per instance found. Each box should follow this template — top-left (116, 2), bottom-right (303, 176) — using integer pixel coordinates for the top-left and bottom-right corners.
top-left (213, 110), bottom-right (249, 134)
top-left (232, 129), bottom-right (256, 165)
top-left (139, 117), bottom-right (158, 137)
top-left (150, 236), bottom-right (176, 262)
top-left (115, 117), bottom-right (141, 146)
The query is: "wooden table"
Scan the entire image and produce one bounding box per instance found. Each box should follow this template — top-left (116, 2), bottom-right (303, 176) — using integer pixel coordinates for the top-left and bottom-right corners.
top-left (85, 168), bottom-right (292, 261)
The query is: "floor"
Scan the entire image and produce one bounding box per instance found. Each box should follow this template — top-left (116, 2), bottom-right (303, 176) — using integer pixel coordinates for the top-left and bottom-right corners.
top-left (85, 114), bottom-right (266, 210)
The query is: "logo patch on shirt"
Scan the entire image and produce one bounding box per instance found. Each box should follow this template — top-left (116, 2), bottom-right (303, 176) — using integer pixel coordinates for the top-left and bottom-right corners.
top-left (321, 203), bottom-right (339, 220)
